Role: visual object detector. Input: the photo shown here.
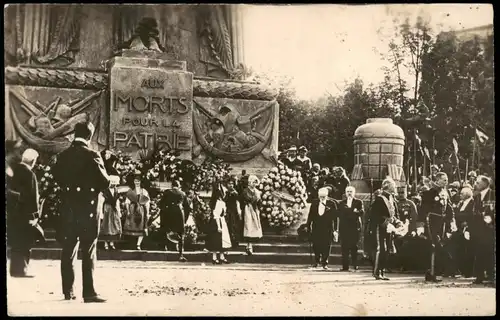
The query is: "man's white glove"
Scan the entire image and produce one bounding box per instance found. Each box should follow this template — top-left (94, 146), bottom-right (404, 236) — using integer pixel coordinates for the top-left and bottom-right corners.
top-left (484, 216), bottom-right (492, 224)
top-left (416, 227), bottom-right (425, 236)
top-left (464, 231), bottom-right (470, 240)
top-left (109, 175), bottom-right (120, 185)
top-left (386, 223), bottom-right (396, 233)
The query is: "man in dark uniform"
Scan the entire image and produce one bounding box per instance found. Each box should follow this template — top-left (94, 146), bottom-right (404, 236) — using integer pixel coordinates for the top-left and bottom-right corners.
top-left (336, 186), bottom-right (364, 271)
top-left (306, 187), bottom-right (338, 270)
top-left (325, 167), bottom-right (350, 201)
top-left (471, 175), bottom-right (495, 285)
top-left (395, 186), bottom-right (418, 271)
top-left (159, 180), bottom-right (190, 262)
top-left (8, 148), bottom-right (40, 277)
top-left (52, 122), bottom-right (115, 303)
top-left (417, 172), bottom-right (456, 283)
top-left (369, 177), bottom-right (399, 280)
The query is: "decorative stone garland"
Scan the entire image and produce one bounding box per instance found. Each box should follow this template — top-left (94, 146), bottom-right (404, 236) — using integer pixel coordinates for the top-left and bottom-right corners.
top-left (4, 66), bottom-right (279, 101)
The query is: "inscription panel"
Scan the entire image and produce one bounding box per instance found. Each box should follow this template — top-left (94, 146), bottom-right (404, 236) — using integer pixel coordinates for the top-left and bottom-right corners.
top-left (109, 59), bottom-right (193, 159)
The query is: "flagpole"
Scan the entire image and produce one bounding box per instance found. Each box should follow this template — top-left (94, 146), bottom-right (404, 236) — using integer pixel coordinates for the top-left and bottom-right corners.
top-left (413, 128), bottom-right (418, 190)
top-left (423, 152), bottom-right (427, 177)
top-left (465, 159), bottom-right (469, 185)
top-left (472, 126), bottom-right (477, 171)
top-left (432, 132), bottom-right (436, 165)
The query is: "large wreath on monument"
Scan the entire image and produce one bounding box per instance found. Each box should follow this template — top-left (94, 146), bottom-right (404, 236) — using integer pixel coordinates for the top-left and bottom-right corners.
top-left (257, 162), bottom-right (308, 229)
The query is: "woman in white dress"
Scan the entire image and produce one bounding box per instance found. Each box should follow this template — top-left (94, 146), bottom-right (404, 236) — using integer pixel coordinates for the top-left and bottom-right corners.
top-left (206, 182), bottom-right (232, 264)
top-left (241, 175), bottom-right (263, 255)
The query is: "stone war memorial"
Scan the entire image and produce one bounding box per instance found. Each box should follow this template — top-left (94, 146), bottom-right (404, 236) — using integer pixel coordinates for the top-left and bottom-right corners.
top-left (5, 4), bottom-right (279, 177)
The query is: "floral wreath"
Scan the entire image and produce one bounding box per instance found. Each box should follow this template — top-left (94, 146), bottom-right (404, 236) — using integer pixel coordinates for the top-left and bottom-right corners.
top-left (257, 162), bottom-right (308, 229)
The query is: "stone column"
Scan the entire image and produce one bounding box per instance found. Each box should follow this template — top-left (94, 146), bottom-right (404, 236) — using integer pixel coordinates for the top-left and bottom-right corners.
top-left (228, 4), bottom-right (245, 67)
top-left (108, 50), bottom-right (193, 160)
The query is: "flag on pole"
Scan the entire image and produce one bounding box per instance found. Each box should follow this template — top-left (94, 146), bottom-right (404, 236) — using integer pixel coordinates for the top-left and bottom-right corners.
top-left (423, 147), bottom-right (431, 160)
top-left (415, 131), bottom-right (424, 155)
top-left (452, 137), bottom-right (459, 154)
top-left (475, 128), bottom-right (489, 143)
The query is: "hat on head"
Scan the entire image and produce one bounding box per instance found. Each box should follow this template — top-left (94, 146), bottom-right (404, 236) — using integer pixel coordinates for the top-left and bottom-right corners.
top-left (288, 145), bottom-right (297, 152)
top-left (430, 164), bottom-right (439, 170)
top-left (298, 146), bottom-right (308, 152)
top-left (468, 171), bottom-right (477, 178)
top-left (449, 181), bottom-right (461, 189)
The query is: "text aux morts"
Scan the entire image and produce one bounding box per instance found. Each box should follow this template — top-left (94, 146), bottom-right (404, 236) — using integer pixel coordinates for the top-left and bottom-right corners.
top-left (112, 93), bottom-right (191, 151)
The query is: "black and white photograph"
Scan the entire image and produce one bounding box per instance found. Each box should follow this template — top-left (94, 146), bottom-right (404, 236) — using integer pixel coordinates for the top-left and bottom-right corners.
top-left (4, 3), bottom-right (495, 316)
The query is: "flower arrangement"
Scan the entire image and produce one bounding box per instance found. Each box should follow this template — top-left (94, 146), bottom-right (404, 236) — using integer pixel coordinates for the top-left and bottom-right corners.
top-left (191, 195), bottom-right (213, 234)
top-left (192, 157), bottom-right (232, 192)
top-left (33, 164), bottom-right (61, 227)
top-left (257, 162), bottom-right (308, 229)
top-left (184, 224), bottom-right (198, 247)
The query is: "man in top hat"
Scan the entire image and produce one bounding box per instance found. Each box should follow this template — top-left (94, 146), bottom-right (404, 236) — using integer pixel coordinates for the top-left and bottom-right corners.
top-left (52, 122), bottom-right (117, 303)
top-left (8, 148), bottom-right (41, 278)
top-left (417, 172), bottom-right (456, 282)
top-left (306, 187), bottom-right (338, 270)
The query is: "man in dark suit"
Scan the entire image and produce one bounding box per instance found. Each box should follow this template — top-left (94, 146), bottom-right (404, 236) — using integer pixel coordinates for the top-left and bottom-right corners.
top-left (336, 186), bottom-right (364, 271)
top-left (471, 175), bottom-right (495, 284)
top-left (417, 172), bottom-right (456, 283)
top-left (159, 180), bottom-right (190, 262)
top-left (306, 187), bottom-right (338, 270)
top-left (52, 122), bottom-right (116, 303)
top-left (324, 167), bottom-right (350, 201)
top-left (369, 177), bottom-right (399, 280)
top-left (8, 148), bottom-right (40, 277)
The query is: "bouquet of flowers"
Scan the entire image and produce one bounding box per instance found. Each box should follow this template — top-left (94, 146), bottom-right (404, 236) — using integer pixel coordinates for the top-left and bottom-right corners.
top-left (258, 162), bottom-right (308, 229)
top-left (192, 157), bottom-right (232, 192)
top-left (33, 164), bottom-right (62, 227)
top-left (184, 223), bottom-right (198, 248)
top-left (192, 195), bottom-right (212, 234)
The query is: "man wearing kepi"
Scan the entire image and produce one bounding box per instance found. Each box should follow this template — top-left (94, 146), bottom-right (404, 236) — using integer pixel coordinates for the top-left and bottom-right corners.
top-left (306, 187), bottom-right (338, 270)
top-left (417, 172), bottom-right (456, 283)
top-left (369, 177), bottom-right (399, 280)
top-left (52, 122), bottom-right (119, 303)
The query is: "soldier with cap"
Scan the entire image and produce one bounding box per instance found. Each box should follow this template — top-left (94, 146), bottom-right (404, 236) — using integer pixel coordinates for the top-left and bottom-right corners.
top-left (417, 172), bottom-right (457, 282)
top-left (52, 122), bottom-right (117, 303)
top-left (368, 177), bottom-right (400, 280)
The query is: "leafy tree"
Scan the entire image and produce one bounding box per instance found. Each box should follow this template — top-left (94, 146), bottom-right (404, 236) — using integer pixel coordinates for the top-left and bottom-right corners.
top-left (419, 31), bottom-right (494, 177)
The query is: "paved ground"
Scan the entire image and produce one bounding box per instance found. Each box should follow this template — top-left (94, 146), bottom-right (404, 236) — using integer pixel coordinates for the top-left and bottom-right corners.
top-left (7, 260), bottom-right (496, 316)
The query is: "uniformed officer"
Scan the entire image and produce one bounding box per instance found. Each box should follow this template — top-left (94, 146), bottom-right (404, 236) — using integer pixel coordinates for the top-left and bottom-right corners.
top-left (369, 177), bottom-right (399, 281)
top-left (52, 122), bottom-right (117, 303)
top-left (417, 172), bottom-right (456, 283)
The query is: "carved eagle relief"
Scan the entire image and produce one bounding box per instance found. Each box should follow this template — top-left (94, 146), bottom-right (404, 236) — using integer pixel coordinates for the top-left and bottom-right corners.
top-left (193, 98), bottom-right (277, 162)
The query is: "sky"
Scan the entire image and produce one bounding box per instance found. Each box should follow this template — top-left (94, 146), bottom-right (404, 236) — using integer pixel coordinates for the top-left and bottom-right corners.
top-left (242, 4), bottom-right (493, 100)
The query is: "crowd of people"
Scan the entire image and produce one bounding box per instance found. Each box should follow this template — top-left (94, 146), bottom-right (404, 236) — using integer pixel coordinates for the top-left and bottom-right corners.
top-left (6, 125), bottom-right (495, 303)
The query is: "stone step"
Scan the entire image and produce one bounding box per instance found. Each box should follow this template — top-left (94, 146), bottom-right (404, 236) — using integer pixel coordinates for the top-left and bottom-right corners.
top-left (9, 248), bottom-right (370, 266)
top-left (34, 239), bottom-right (355, 255)
top-left (42, 229), bottom-right (306, 243)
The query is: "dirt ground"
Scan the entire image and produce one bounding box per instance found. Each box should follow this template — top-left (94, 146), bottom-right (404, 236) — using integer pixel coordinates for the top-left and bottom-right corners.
top-left (6, 260), bottom-right (496, 316)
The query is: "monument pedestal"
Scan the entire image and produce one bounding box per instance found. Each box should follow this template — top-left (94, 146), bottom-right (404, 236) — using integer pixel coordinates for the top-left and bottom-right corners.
top-left (108, 51), bottom-right (193, 160)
